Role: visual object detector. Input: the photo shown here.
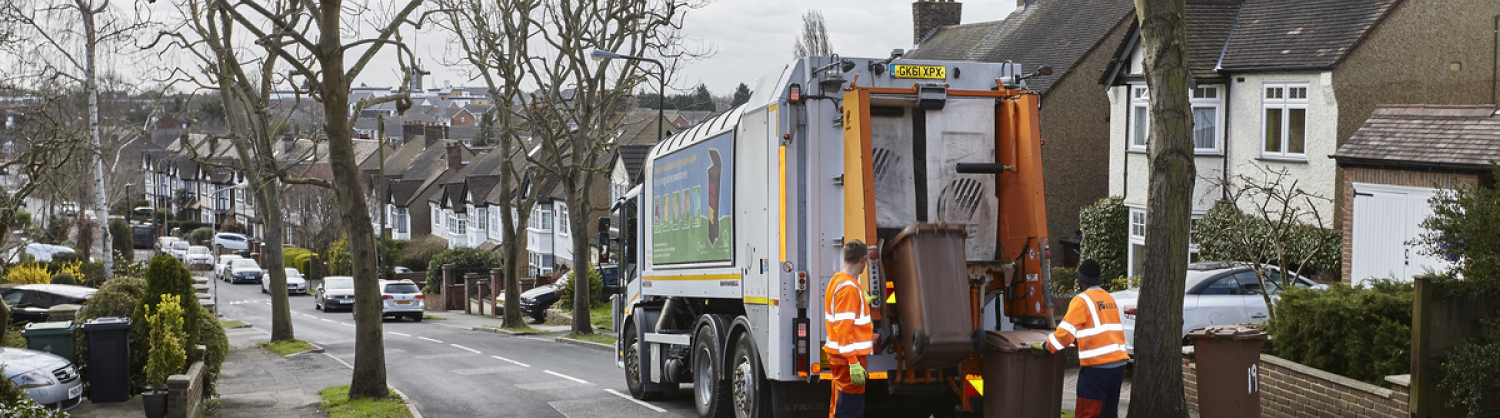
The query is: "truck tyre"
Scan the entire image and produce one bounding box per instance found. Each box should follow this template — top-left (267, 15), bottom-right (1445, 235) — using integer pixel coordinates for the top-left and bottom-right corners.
top-left (694, 326), bottom-right (732, 418)
top-left (624, 323), bottom-right (662, 400)
top-left (730, 336), bottom-right (768, 418)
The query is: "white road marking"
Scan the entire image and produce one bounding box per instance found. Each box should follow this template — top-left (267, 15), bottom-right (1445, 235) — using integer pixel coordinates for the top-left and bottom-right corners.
top-left (604, 389), bottom-right (667, 413)
top-left (338, 322), bottom-right (355, 327)
top-left (491, 355), bottom-right (530, 368)
top-left (451, 344), bottom-right (481, 354)
top-left (319, 318), bottom-right (337, 323)
top-left (390, 332), bottom-right (411, 337)
top-left (544, 370), bottom-right (589, 385)
top-left (417, 336), bottom-right (443, 344)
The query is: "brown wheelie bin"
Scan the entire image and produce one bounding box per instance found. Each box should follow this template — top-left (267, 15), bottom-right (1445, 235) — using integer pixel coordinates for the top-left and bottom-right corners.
top-left (1187, 325), bottom-right (1268, 418)
top-left (983, 330), bottom-right (1066, 418)
top-left (883, 223), bottom-right (975, 369)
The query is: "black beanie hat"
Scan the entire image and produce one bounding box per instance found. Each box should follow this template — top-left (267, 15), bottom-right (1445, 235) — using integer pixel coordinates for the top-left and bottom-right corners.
top-left (1078, 259), bottom-right (1102, 286)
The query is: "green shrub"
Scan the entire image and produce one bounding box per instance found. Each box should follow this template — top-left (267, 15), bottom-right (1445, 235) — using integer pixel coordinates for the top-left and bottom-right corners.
top-left (130, 256), bottom-right (202, 393)
top-left (1051, 267), bottom-right (1078, 298)
top-left (49, 273), bottom-right (76, 285)
top-left (13, 209), bottom-right (31, 230)
top-left (326, 236), bottom-right (351, 275)
top-left (1196, 202), bottom-right (1341, 279)
top-left (110, 218), bottom-right (133, 263)
top-left (556, 265), bottom-right (606, 310)
top-left (144, 294), bottom-right (186, 389)
top-left (50, 251), bottom-right (83, 264)
top-left (1102, 275), bottom-right (1142, 292)
top-left (186, 227), bottom-right (214, 246)
top-left (1440, 316), bottom-right (1500, 416)
top-left (402, 235), bottom-right (449, 271)
top-left (424, 247), bottom-right (502, 294)
top-left (74, 277), bottom-right (148, 387)
top-left (1415, 165), bottom-right (1500, 292)
top-left (1079, 197), bottom-right (1128, 283)
top-left (2, 328), bottom-right (23, 348)
top-left (284, 247), bottom-right (317, 275)
top-left (194, 307), bottom-right (228, 399)
top-left (77, 262), bottom-right (106, 288)
top-left (1270, 279), bottom-right (1412, 384)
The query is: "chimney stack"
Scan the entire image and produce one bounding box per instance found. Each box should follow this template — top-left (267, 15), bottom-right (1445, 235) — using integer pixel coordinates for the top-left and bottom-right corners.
top-left (912, 0), bottom-right (962, 45)
top-left (445, 141), bottom-right (464, 170)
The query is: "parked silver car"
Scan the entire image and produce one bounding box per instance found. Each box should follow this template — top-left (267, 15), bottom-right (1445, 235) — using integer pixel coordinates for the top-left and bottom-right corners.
top-left (263, 268), bottom-right (307, 295)
top-left (376, 279), bottom-right (425, 321)
top-left (1112, 262), bottom-right (1326, 355)
top-left (1, 347), bottom-right (83, 409)
top-left (315, 276), bottom-right (355, 311)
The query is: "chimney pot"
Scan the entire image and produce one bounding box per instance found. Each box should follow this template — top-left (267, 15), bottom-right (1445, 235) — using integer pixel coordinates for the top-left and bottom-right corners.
top-left (912, 0), bottom-right (963, 45)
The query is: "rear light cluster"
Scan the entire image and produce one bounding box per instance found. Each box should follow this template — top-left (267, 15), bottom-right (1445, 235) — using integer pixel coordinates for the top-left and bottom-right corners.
top-left (382, 295), bottom-right (393, 300)
top-left (794, 317), bottom-right (810, 377)
top-left (414, 294), bottom-right (424, 300)
top-left (1122, 305), bottom-right (1137, 319)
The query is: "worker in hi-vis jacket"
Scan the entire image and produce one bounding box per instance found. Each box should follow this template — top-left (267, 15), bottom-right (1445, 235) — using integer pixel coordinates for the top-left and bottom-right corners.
top-left (1032, 259), bottom-right (1130, 418)
top-left (824, 239), bottom-right (877, 418)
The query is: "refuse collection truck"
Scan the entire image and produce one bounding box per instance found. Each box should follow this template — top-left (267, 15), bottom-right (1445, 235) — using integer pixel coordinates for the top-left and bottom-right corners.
top-left (608, 55), bottom-right (1058, 418)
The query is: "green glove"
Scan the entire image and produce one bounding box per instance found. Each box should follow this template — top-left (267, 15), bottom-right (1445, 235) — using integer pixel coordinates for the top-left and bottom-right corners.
top-left (848, 362), bottom-right (867, 387)
top-left (865, 293), bottom-right (880, 306)
top-left (1029, 342), bottom-right (1047, 351)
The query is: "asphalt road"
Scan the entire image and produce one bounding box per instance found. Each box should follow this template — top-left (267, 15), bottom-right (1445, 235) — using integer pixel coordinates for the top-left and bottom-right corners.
top-left (208, 273), bottom-right (701, 418)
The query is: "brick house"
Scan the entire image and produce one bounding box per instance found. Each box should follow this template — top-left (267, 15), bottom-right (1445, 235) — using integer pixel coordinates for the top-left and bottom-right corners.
top-left (1098, 0), bottom-right (1500, 278)
top-left (905, 0), bottom-right (1136, 266)
top-left (1332, 105), bottom-right (1499, 285)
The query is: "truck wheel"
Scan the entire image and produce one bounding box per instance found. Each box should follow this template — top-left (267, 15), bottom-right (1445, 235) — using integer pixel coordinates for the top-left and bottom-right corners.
top-left (730, 336), bottom-right (768, 418)
top-left (623, 324), bottom-right (662, 400)
top-left (694, 326), bottom-right (732, 418)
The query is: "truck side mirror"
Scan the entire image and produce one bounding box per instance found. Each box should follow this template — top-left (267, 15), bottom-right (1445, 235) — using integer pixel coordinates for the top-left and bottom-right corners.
top-left (597, 217), bottom-right (611, 234)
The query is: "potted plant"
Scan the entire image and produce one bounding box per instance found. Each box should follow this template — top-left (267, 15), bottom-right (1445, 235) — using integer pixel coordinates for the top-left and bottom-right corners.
top-left (142, 294), bottom-right (186, 418)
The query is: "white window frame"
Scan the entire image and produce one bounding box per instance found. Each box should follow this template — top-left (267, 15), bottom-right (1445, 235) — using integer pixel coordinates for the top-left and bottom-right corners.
top-left (1126, 207), bottom-right (1205, 278)
top-left (557, 205), bottom-right (569, 235)
top-left (1129, 86), bottom-right (1150, 151)
top-left (1261, 83), bottom-right (1309, 160)
top-left (1191, 86), bottom-right (1223, 155)
top-left (457, 215), bottom-right (467, 235)
top-left (476, 207), bottom-right (488, 231)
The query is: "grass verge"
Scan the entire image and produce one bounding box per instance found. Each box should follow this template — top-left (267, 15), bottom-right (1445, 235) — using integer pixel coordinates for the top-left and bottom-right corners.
top-left (482, 323), bottom-right (537, 333)
top-left (565, 332), bottom-right (616, 346)
top-left (219, 319), bottom-right (247, 329)
top-left (589, 305), bottom-right (612, 330)
top-left (259, 339), bottom-right (317, 356)
top-left (422, 314), bottom-right (446, 320)
top-left (318, 385), bottom-right (412, 418)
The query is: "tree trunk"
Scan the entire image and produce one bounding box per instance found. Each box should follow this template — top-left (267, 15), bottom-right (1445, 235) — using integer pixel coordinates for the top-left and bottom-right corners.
top-left (569, 178), bottom-right (592, 335)
top-left (81, 0), bottom-right (111, 280)
top-left (317, 6), bottom-right (386, 400)
top-left (257, 175), bottom-right (294, 341)
top-left (1128, 0), bottom-right (1193, 417)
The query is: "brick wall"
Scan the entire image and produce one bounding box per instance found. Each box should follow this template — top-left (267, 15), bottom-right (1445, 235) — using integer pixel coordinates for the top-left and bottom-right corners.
top-left (1182, 348), bottom-right (1410, 418)
top-left (1339, 167), bottom-right (1479, 283)
top-left (167, 360), bottom-right (206, 418)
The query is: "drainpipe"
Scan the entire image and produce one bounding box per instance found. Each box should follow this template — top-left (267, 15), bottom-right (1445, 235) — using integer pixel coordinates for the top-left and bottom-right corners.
top-left (1121, 86), bottom-right (1130, 198)
top-left (1492, 15), bottom-right (1498, 104)
top-left (1222, 82), bottom-right (1232, 202)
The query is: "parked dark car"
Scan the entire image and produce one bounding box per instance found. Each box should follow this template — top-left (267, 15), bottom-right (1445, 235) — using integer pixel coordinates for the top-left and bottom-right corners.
top-left (131, 224), bottom-right (156, 249)
top-left (518, 279), bottom-right (562, 322)
top-left (2, 285), bottom-right (97, 324)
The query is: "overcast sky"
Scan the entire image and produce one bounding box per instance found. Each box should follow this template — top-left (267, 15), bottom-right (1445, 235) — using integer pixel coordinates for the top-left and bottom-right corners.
top-left (378, 0), bottom-right (1020, 97)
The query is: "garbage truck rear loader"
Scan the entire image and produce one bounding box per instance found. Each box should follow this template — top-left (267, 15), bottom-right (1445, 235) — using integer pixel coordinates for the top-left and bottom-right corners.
top-left (608, 55), bottom-right (1057, 418)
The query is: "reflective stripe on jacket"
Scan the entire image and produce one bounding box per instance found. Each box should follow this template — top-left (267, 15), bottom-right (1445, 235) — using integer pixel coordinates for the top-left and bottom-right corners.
top-left (1048, 288), bottom-right (1130, 366)
top-left (823, 271), bottom-right (874, 359)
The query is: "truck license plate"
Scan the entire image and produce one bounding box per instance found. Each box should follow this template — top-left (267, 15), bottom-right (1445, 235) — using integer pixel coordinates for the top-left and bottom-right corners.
top-left (396, 300), bottom-right (411, 305)
top-left (68, 384), bottom-right (82, 399)
top-left (890, 65), bottom-right (946, 79)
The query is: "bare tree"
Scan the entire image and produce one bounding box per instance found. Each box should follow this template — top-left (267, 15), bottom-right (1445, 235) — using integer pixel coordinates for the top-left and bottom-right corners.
top-left (792, 10), bottom-right (832, 58)
top-left (434, 0), bottom-right (540, 328)
top-left (1198, 165), bottom-right (1337, 319)
top-left (0, 0), bottom-right (147, 279)
top-left (515, 0), bottom-right (701, 335)
top-left (1129, 0), bottom-right (1193, 417)
top-left (166, 0), bottom-right (425, 399)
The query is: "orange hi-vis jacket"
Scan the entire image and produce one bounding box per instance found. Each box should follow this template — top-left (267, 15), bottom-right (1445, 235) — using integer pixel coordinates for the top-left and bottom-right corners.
top-left (823, 271), bottom-right (874, 361)
top-left (1048, 288), bottom-right (1130, 366)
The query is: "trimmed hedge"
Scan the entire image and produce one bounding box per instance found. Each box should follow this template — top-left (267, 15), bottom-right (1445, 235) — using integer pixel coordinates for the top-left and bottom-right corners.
top-left (402, 235), bottom-right (448, 271)
top-left (1196, 202), bottom-right (1341, 279)
top-left (1269, 279), bottom-right (1412, 384)
top-left (424, 247), bottom-right (502, 294)
top-left (1079, 197), bottom-right (1128, 283)
top-left (284, 247), bottom-right (317, 275)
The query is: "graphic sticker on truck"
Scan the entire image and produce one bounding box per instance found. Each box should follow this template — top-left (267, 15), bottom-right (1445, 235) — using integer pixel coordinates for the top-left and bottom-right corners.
top-left (650, 132), bottom-right (734, 265)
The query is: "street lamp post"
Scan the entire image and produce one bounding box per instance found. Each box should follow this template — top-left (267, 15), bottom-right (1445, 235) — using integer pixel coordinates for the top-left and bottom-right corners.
top-left (124, 183), bottom-right (133, 225)
top-left (590, 49), bottom-right (666, 144)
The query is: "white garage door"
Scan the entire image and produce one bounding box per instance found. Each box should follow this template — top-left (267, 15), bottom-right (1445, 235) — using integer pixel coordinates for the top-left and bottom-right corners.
top-left (1350, 183), bottom-right (1450, 286)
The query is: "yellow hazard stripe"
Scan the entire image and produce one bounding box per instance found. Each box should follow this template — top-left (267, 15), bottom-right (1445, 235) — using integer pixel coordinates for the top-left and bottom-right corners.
top-left (778, 145), bottom-right (787, 261)
top-left (743, 297), bottom-right (779, 305)
top-left (643, 274), bottom-right (741, 281)
top-left (817, 371), bottom-right (888, 380)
